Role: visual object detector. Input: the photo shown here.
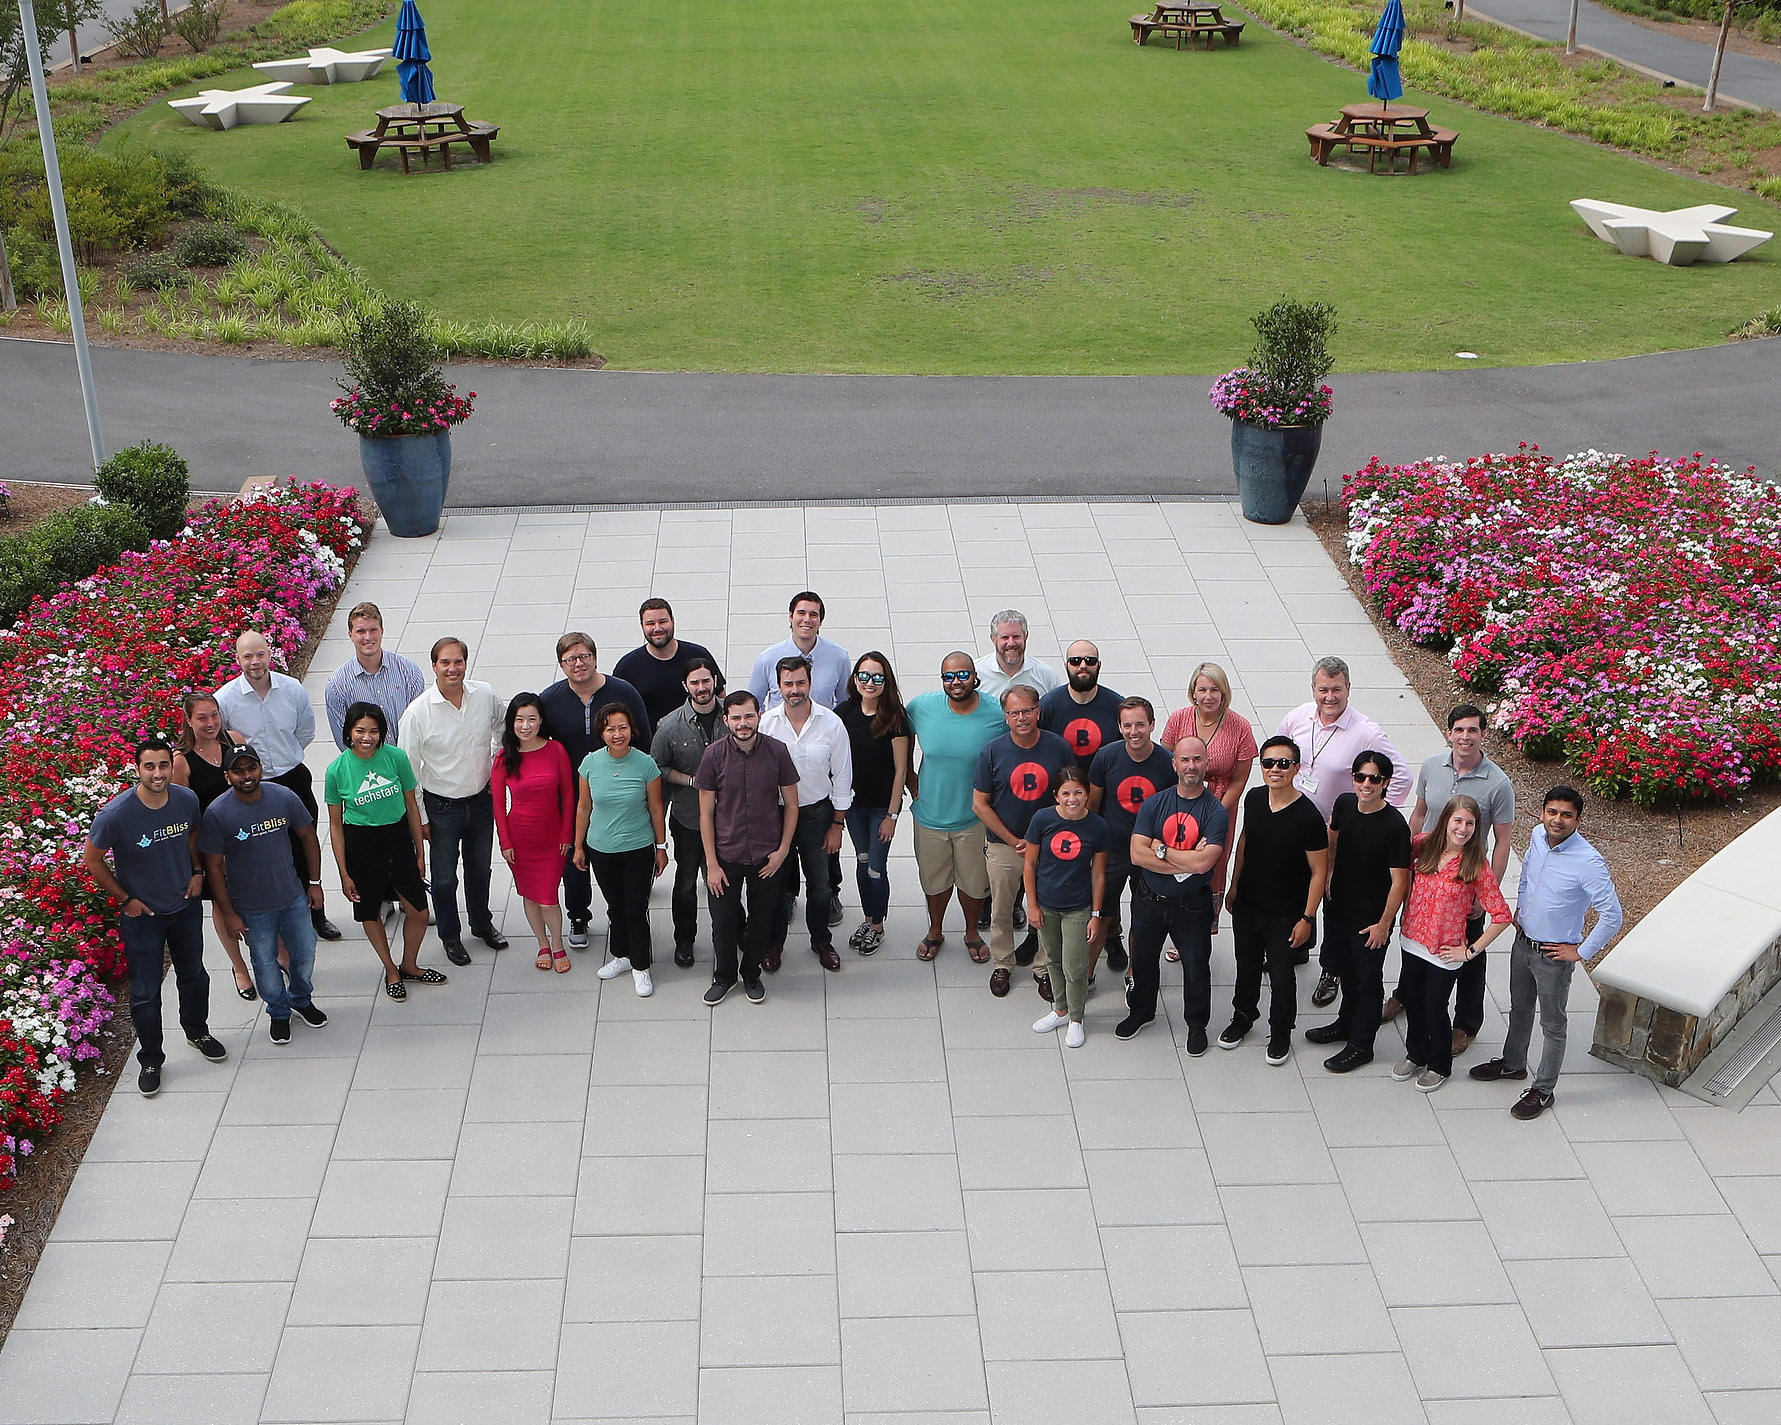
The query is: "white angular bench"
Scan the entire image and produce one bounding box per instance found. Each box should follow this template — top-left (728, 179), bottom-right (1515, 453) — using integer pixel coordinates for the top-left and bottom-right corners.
top-left (1572, 198), bottom-right (1772, 266)
top-left (252, 46), bottom-right (393, 85)
top-left (168, 82), bottom-right (311, 130)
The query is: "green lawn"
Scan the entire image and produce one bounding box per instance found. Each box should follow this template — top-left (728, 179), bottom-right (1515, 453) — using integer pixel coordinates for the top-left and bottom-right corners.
top-left (111, 0), bottom-right (1781, 372)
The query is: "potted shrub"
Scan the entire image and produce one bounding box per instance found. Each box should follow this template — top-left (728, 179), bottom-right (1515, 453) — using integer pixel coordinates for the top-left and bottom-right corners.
top-left (330, 300), bottom-right (473, 537)
top-left (1210, 297), bottom-right (1336, 524)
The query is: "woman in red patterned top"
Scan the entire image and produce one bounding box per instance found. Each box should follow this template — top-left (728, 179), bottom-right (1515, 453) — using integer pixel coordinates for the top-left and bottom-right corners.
top-left (1392, 794), bottom-right (1511, 1093)
top-left (1160, 662), bottom-right (1256, 941)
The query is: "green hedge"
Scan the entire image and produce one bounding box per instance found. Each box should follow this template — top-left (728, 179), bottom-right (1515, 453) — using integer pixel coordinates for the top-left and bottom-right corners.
top-left (93, 441), bottom-right (192, 542)
top-left (0, 503), bottom-right (151, 627)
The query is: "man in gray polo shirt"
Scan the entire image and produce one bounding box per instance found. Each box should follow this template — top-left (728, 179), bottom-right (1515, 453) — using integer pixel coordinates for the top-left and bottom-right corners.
top-left (1383, 704), bottom-right (1515, 1056)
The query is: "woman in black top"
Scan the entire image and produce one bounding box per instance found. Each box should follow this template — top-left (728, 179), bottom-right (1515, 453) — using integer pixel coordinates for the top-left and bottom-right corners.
top-left (837, 652), bottom-right (911, 956)
top-left (170, 690), bottom-right (257, 999)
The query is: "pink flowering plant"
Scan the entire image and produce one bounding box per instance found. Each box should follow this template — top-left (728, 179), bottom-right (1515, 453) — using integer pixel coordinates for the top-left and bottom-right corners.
top-left (1211, 297), bottom-right (1337, 429)
top-left (330, 299), bottom-right (475, 440)
top-left (0, 480), bottom-right (367, 1191)
top-left (1345, 446), bottom-right (1781, 805)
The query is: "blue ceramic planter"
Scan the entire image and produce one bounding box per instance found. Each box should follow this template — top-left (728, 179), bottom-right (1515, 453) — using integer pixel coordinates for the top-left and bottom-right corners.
top-left (1229, 419), bottom-right (1323, 525)
top-left (359, 430), bottom-right (451, 537)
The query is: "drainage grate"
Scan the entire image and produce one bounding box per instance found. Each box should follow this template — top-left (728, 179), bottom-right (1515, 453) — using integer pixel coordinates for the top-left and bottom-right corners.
top-left (1703, 1004), bottom-right (1781, 1098)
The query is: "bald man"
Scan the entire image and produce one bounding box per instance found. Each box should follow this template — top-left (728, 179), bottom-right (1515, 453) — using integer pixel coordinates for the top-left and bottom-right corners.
top-left (217, 630), bottom-right (340, 940)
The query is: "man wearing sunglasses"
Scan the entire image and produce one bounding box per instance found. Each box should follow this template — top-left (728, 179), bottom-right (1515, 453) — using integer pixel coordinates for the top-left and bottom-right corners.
top-left (1039, 640), bottom-right (1124, 773)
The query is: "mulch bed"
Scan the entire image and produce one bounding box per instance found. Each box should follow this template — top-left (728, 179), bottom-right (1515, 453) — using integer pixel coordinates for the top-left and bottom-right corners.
top-left (1305, 499), bottom-right (1781, 940)
top-left (0, 482), bottom-right (94, 533)
top-left (0, 491), bottom-right (370, 1346)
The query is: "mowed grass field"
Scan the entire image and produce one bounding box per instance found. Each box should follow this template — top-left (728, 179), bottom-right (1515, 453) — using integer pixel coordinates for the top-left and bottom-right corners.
top-left (113, 0), bottom-right (1781, 372)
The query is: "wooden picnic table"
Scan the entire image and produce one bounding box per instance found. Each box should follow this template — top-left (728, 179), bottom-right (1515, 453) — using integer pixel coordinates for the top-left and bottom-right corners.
top-left (345, 102), bottom-right (501, 173)
top-left (1129, 2), bottom-right (1245, 48)
top-left (1306, 102), bottom-right (1457, 174)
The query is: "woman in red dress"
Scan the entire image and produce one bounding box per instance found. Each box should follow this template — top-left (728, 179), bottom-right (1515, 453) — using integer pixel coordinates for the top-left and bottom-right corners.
top-left (492, 693), bottom-right (576, 973)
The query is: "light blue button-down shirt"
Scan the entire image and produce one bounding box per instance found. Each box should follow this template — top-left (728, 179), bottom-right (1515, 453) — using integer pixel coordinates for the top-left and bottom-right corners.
top-left (749, 636), bottom-right (853, 711)
top-left (216, 671), bottom-right (315, 777)
top-left (1517, 826), bottom-right (1624, 961)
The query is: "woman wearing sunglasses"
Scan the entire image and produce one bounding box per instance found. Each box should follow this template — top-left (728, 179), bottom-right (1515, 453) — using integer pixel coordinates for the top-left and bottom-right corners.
top-left (1392, 794), bottom-right (1513, 1092)
top-left (838, 652), bottom-right (911, 955)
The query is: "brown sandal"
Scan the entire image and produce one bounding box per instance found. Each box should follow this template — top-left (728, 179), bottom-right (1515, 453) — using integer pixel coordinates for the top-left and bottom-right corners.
top-left (965, 938), bottom-right (990, 963)
top-left (917, 936), bottom-right (943, 961)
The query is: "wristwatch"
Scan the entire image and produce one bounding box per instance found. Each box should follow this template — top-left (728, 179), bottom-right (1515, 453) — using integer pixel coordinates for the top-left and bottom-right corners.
top-left (1298, 913), bottom-right (1316, 925)
top-left (1154, 844), bottom-right (1168, 860)
top-left (1090, 910), bottom-right (1105, 918)
top-left (655, 843), bottom-right (668, 851)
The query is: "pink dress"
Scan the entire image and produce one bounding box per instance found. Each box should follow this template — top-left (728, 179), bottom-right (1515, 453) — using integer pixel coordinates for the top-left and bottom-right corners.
top-left (1161, 707), bottom-right (1257, 901)
top-left (493, 740), bottom-right (575, 904)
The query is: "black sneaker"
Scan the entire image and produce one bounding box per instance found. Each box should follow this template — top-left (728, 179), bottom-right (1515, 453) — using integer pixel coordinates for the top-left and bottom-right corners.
top-left (268, 1018), bottom-right (291, 1045)
top-left (703, 980), bottom-right (733, 1006)
top-left (1265, 1034), bottom-right (1291, 1066)
top-left (442, 939), bottom-right (472, 967)
top-left (1105, 937), bottom-right (1128, 971)
top-left (674, 945), bottom-right (696, 969)
top-left (1217, 1019), bottom-right (1248, 1050)
top-left (1185, 1026), bottom-right (1209, 1057)
top-left (1304, 1022), bottom-right (1345, 1045)
top-left (292, 1003), bottom-right (328, 1029)
top-left (1324, 1046), bottom-right (1374, 1073)
top-left (567, 919), bottom-right (591, 950)
top-left (138, 1064), bottom-right (162, 1097)
top-left (743, 978), bottom-right (766, 1004)
top-left (1114, 1014), bottom-right (1151, 1041)
top-left (186, 1035), bottom-right (228, 1062)
top-left (827, 898), bottom-right (845, 928)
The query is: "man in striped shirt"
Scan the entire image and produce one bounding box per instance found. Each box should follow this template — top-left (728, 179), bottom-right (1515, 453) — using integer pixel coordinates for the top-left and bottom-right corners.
top-left (324, 602), bottom-right (427, 750)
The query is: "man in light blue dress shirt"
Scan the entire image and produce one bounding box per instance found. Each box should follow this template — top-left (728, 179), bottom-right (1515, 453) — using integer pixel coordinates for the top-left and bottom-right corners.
top-left (1470, 785), bottom-right (1623, 1119)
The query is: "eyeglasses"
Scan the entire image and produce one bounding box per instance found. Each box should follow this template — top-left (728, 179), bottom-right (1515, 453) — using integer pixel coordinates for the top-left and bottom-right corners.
top-left (560, 653), bottom-right (593, 665)
top-left (1353, 771), bottom-right (1385, 784)
top-left (1258, 757), bottom-right (1296, 771)
top-left (1007, 708), bottom-right (1038, 718)
top-left (1066, 656), bottom-right (1100, 668)
top-left (855, 671), bottom-right (885, 686)
top-left (940, 671), bottom-right (974, 684)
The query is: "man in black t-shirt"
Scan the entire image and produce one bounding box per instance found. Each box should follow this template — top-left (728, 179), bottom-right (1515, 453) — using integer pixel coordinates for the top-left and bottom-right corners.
top-left (1305, 751), bottom-right (1412, 1072)
top-left (1223, 736), bottom-right (1330, 1065)
top-left (613, 598), bottom-right (725, 737)
top-left (1119, 736), bottom-right (1230, 1052)
top-left (1038, 640), bottom-right (1123, 771)
top-left (1088, 696), bottom-right (1174, 978)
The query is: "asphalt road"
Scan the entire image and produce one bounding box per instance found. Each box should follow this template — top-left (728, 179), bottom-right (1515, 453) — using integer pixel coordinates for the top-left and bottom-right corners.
top-left (4, 336), bottom-right (1778, 505)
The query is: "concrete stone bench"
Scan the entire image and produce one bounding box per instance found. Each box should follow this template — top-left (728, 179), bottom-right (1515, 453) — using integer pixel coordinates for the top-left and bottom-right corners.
top-left (253, 47), bottom-right (393, 85)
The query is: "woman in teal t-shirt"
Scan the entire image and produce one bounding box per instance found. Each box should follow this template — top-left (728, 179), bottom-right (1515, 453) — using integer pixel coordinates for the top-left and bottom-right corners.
top-left (323, 701), bottom-right (445, 1000)
top-left (572, 703), bottom-right (668, 995)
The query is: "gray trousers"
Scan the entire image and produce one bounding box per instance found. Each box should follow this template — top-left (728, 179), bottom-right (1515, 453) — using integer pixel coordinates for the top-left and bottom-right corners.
top-left (1501, 930), bottom-right (1577, 1093)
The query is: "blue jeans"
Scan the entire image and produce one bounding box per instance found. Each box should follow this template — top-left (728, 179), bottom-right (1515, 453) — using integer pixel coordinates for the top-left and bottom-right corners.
top-left (423, 787), bottom-right (495, 943)
top-left (845, 807), bottom-right (892, 922)
top-left (239, 892), bottom-right (317, 1021)
top-left (118, 900), bottom-right (210, 1069)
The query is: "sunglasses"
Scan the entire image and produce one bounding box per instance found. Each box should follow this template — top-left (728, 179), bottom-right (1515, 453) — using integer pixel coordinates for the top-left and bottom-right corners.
top-left (940, 671), bottom-right (974, 684)
top-left (855, 671), bottom-right (885, 686)
top-left (1353, 771), bottom-right (1385, 784)
top-left (1258, 757), bottom-right (1296, 771)
top-left (1067, 656), bottom-right (1100, 668)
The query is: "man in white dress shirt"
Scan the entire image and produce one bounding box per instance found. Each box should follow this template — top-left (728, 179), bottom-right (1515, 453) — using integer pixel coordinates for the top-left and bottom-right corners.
top-left (975, 609), bottom-right (1060, 704)
top-left (217, 629), bottom-right (340, 941)
top-left (759, 656), bottom-right (853, 973)
top-left (397, 637), bottom-right (507, 965)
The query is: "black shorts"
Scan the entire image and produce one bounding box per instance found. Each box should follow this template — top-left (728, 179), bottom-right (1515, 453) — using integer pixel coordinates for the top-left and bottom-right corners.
top-left (342, 819), bottom-right (426, 922)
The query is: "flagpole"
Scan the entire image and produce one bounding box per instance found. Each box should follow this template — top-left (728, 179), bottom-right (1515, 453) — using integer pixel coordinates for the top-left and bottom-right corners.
top-left (18, 0), bottom-right (106, 471)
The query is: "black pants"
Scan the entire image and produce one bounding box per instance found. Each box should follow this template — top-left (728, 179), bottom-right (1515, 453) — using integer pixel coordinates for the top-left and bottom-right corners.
top-left (563, 852), bottom-right (593, 928)
top-left (668, 820), bottom-right (705, 949)
top-left (118, 901), bottom-right (210, 1069)
top-left (1325, 925), bottom-right (1386, 1052)
top-left (1393, 910), bottom-right (1486, 1035)
top-left (1231, 906), bottom-right (1300, 1037)
top-left (270, 763), bottom-right (319, 897)
top-left (1401, 951), bottom-right (1461, 1076)
top-left (589, 845), bottom-right (655, 970)
top-left (422, 787), bottom-right (495, 943)
top-left (770, 801), bottom-right (835, 951)
top-left (710, 857), bottom-right (784, 985)
top-left (1127, 882), bottom-right (1213, 1029)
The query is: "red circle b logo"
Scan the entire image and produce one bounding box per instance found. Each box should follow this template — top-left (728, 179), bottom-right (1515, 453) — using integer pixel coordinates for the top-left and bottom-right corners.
top-left (1117, 776), bottom-right (1157, 814)
top-left (1010, 762), bottom-right (1051, 801)
top-left (1161, 811), bottom-right (1201, 849)
top-left (1064, 718), bottom-right (1104, 758)
top-left (1048, 828), bottom-right (1083, 860)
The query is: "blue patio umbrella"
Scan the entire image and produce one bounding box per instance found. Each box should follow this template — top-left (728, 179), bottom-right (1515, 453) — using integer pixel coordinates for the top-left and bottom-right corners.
top-left (1367, 0), bottom-right (1406, 107)
top-left (393, 0), bottom-right (436, 104)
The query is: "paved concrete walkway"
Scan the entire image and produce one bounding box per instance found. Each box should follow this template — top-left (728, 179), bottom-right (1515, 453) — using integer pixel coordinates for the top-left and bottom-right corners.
top-left (1475, 0), bottom-right (1781, 110)
top-left (3, 503), bottom-right (1779, 1424)
top-left (5, 337), bottom-right (1780, 503)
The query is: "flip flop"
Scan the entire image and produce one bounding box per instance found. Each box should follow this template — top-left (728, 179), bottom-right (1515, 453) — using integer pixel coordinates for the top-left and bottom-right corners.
top-left (917, 936), bottom-right (944, 961)
top-left (964, 938), bottom-right (990, 963)
top-left (1165, 948), bottom-right (1181, 963)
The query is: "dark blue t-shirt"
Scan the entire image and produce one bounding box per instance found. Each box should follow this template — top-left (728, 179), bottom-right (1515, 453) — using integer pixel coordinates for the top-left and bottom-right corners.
top-left (1088, 741), bottom-right (1177, 858)
top-left (90, 785), bottom-right (202, 914)
top-left (1038, 686), bottom-right (1125, 770)
top-left (1027, 807), bottom-right (1112, 912)
top-left (974, 730), bottom-right (1073, 845)
top-left (1131, 786), bottom-right (1229, 897)
top-left (198, 783), bottom-right (312, 914)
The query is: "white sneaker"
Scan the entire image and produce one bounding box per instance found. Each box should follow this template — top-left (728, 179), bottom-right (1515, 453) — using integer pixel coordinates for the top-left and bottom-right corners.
top-left (1065, 1021), bottom-right (1086, 1049)
top-left (633, 968), bottom-right (654, 997)
top-left (596, 956), bottom-right (633, 980)
top-left (1415, 1068), bottom-right (1448, 1093)
top-left (1033, 1010), bottom-right (1068, 1034)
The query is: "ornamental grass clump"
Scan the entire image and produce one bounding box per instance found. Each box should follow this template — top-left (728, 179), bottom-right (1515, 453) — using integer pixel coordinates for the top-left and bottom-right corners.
top-left (330, 300), bottom-right (475, 439)
top-left (1210, 297), bottom-right (1337, 428)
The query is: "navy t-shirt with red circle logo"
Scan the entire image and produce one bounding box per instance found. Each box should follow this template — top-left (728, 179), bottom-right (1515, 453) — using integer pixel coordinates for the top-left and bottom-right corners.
top-left (1026, 807), bottom-right (1113, 912)
top-left (1088, 741), bottom-right (1177, 861)
top-left (1038, 686), bottom-right (1125, 770)
top-left (1131, 786), bottom-right (1230, 897)
top-left (974, 730), bottom-right (1073, 845)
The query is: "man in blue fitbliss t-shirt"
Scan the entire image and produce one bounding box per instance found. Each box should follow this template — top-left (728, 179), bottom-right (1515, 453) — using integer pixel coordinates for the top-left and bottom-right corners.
top-left (1120, 736), bottom-right (1230, 1053)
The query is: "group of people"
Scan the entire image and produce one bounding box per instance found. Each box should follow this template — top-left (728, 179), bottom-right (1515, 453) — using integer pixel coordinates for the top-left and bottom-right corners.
top-left (86, 595), bottom-right (1622, 1122)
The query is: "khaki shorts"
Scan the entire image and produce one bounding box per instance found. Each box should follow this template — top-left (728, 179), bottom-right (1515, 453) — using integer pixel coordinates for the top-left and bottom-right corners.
top-left (913, 821), bottom-right (991, 900)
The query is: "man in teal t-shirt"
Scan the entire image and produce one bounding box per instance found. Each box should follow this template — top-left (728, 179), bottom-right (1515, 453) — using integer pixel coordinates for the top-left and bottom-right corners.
top-left (905, 653), bottom-right (1005, 960)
